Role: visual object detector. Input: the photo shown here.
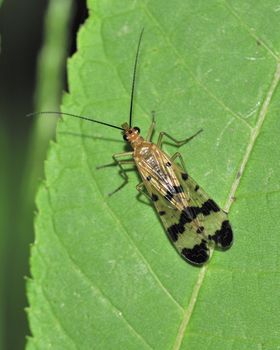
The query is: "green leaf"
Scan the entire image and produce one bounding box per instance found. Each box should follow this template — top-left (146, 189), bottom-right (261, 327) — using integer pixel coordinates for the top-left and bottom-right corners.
top-left (27, 1), bottom-right (280, 349)
top-left (23, 0), bottom-right (74, 229)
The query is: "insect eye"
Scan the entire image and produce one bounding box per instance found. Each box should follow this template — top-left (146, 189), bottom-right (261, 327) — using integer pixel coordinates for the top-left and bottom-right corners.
top-left (133, 126), bottom-right (140, 133)
top-left (123, 134), bottom-right (128, 141)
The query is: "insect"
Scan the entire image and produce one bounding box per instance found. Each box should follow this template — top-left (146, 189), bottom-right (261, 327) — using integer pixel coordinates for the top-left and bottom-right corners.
top-left (29, 29), bottom-right (233, 265)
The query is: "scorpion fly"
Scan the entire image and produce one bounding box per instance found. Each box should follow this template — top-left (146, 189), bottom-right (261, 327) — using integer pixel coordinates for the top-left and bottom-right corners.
top-left (29, 29), bottom-right (233, 265)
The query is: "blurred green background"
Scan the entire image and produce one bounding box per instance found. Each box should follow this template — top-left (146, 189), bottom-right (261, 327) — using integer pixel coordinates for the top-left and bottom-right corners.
top-left (0, 1), bottom-right (87, 348)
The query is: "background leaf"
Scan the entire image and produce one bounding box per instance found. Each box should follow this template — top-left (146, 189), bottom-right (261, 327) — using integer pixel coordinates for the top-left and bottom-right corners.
top-left (0, 0), bottom-right (76, 348)
top-left (0, 3), bottom-right (6, 348)
top-left (23, 0), bottom-right (76, 345)
top-left (0, 1), bottom-right (52, 348)
top-left (28, 1), bottom-right (280, 349)
top-left (0, 128), bottom-right (8, 350)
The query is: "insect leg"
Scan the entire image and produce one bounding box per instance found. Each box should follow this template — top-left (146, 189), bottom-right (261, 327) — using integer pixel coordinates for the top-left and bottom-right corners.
top-left (136, 182), bottom-right (151, 201)
top-left (110, 153), bottom-right (135, 196)
top-left (170, 152), bottom-right (187, 172)
top-left (98, 152), bottom-right (134, 196)
top-left (157, 128), bottom-right (203, 148)
top-left (146, 110), bottom-right (156, 141)
top-left (96, 152), bottom-right (133, 170)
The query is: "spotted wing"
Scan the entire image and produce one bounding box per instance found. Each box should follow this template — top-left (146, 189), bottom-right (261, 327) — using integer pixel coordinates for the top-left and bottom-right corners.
top-left (137, 157), bottom-right (204, 265)
top-left (172, 162), bottom-right (233, 251)
top-left (138, 157), bottom-right (233, 266)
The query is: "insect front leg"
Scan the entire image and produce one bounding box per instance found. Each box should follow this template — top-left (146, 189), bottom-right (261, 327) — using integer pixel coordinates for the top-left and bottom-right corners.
top-left (146, 110), bottom-right (156, 141)
top-left (157, 128), bottom-right (203, 149)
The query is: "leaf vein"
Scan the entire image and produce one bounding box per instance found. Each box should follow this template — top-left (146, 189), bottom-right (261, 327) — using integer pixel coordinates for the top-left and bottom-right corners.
top-left (141, 4), bottom-right (252, 130)
top-left (225, 61), bottom-right (280, 212)
top-left (46, 187), bottom-right (154, 350)
top-left (35, 259), bottom-right (78, 350)
top-left (223, 1), bottom-right (279, 61)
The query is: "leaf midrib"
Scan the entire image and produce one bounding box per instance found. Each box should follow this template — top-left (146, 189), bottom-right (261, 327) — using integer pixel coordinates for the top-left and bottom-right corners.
top-left (172, 61), bottom-right (280, 350)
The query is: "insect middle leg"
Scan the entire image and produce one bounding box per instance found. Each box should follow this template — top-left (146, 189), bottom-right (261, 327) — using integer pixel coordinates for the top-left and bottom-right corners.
top-left (157, 128), bottom-right (203, 149)
top-left (97, 152), bottom-right (134, 196)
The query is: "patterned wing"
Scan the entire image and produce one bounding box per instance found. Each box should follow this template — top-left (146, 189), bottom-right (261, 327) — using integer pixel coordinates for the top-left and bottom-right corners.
top-left (171, 162), bottom-right (233, 251)
top-left (135, 144), bottom-right (233, 266)
top-left (138, 161), bottom-right (210, 265)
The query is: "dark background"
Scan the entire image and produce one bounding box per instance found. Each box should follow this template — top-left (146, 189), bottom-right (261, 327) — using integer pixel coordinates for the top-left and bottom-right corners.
top-left (0, 1), bottom-right (87, 348)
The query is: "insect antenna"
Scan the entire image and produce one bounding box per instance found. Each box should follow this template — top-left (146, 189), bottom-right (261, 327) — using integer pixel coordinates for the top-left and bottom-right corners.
top-left (26, 111), bottom-right (124, 131)
top-left (28, 29), bottom-right (145, 131)
top-left (128, 28), bottom-right (144, 128)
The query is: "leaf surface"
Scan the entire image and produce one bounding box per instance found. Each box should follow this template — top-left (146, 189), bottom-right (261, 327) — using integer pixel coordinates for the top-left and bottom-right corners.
top-left (28, 1), bottom-right (280, 349)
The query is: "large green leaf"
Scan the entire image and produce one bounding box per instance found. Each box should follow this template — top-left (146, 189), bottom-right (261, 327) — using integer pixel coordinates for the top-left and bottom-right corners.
top-left (27, 1), bottom-right (280, 349)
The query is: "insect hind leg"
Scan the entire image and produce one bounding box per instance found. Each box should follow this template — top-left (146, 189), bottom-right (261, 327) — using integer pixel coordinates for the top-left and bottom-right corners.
top-left (136, 182), bottom-right (151, 202)
top-left (157, 128), bottom-right (203, 149)
top-left (171, 152), bottom-right (187, 172)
